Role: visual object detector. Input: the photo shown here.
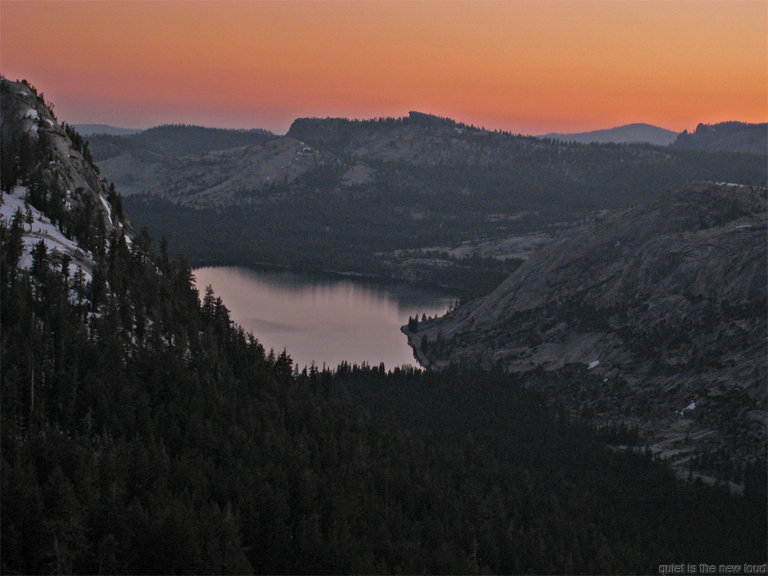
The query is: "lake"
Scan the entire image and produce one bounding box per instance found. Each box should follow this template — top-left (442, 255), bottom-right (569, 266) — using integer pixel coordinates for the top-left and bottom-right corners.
top-left (193, 267), bottom-right (454, 370)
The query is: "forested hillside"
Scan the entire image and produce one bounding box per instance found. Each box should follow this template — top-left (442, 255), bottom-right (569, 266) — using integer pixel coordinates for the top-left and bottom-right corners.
top-left (88, 124), bottom-right (275, 160)
top-left (3, 227), bottom-right (765, 573)
top-left (671, 122), bottom-right (767, 155)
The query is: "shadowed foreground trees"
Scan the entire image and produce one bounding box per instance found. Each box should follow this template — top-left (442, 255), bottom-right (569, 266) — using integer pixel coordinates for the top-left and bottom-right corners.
top-left (1, 221), bottom-right (765, 574)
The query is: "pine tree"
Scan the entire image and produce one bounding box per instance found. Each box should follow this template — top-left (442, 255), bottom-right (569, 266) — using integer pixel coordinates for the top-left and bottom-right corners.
top-left (30, 239), bottom-right (47, 281)
top-left (4, 208), bottom-right (25, 272)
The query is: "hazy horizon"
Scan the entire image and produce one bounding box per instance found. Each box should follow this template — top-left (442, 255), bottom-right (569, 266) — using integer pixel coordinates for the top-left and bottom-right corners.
top-left (67, 117), bottom-right (759, 140)
top-left (2, 1), bottom-right (766, 135)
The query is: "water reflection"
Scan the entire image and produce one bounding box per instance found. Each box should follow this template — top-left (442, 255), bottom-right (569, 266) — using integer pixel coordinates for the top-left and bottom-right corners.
top-left (193, 267), bottom-right (453, 370)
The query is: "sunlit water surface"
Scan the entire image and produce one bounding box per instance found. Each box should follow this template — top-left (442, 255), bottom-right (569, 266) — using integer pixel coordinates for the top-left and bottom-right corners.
top-left (193, 267), bottom-right (454, 370)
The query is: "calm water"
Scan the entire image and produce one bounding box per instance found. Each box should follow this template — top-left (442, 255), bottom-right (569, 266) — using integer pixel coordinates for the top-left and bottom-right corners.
top-left (193, 267), bottom-right (454, 370)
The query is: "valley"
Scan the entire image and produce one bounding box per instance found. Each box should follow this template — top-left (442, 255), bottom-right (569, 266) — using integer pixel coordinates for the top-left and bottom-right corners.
top-left (89, 113), bottom-right (767, 297)
top-left (85, 110), bottom-right (768, 479)
top-left (1, 76), bottom-right (766, 573)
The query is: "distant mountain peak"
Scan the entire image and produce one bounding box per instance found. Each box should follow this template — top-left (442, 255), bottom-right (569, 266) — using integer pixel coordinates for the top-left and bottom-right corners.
top-left (406, 110), bottom-right (456, 126)
top-left (540, 123), bottom-right (679, 146)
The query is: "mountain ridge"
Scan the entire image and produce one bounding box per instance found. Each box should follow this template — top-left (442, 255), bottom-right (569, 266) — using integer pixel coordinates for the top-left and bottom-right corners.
top-left (671, 121), bottom-right (768, 155)
top-left (85, 111), bottom-right (766, 294)
top-left (406, 181), bottom-right (767, 477)
top-left (73, 123), bottom-right (142, 136)
top-left (91, 114), bottom-right (767, 206)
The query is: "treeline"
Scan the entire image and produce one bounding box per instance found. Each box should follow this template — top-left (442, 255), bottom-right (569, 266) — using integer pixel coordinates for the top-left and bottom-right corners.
top-left (123, 192), bottom-right (517, 297)
top-left (672, 121), bottom-right (768, 155)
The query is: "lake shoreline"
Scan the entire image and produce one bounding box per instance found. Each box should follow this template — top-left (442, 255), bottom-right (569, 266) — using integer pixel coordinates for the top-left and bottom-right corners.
top-left (191, 259), bottom-right (460, 298)
top-left (193, 266), bottom-right (455, 370)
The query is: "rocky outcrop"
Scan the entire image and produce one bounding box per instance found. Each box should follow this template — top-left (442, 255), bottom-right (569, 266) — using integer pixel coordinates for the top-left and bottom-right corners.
top-left (95, 135), bottom-right (333, 207)
top-left (407, 182), bottom-right (767, 475)
top-left (1, 76), bottom-right (134, 275)
top-left (1, 77), bottom-right (133, 236)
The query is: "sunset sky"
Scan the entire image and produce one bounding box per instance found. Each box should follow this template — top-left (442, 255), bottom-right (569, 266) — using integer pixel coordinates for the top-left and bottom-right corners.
top-left (1, 0), bottom-right (765, 135)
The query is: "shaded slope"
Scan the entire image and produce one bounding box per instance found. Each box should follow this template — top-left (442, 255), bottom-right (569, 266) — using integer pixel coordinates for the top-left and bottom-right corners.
top-left (408, 182), bottom-right (767, 474)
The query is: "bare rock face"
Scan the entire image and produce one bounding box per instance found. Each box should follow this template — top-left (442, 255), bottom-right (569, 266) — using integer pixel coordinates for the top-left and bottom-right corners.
top-left (94, 135), bottom-right (333, 208)
top-left (408, 182), bottom-right (767, 477)
top-left (1, 77), bottom-right (135, 281)
top-left (1, 77), bottom-right (134, 240)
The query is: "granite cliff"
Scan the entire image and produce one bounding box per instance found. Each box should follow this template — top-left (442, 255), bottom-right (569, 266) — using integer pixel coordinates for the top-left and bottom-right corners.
top-left (406, 182), bottom-right (767, 479)
top-left (1, 77), bottom-right (134, 277)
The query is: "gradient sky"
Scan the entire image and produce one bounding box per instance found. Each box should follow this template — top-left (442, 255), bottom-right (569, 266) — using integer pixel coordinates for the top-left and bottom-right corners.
top-left (1, 1), bottom-right (765, 134)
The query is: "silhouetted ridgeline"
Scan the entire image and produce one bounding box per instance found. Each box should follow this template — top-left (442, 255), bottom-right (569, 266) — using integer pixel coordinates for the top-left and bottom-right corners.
top-left (671, 121), bottom-right (768, 155)
top-left (540, 122), bottom-right (679, 146)
top-left (88, 123), bottom-right (275, 161)
top-left (85, 110), bottom-right (767, 295)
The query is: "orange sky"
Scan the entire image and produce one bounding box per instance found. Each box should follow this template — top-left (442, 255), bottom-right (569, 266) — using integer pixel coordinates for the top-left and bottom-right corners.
top-left (1, 1), bottom-right (765, 134)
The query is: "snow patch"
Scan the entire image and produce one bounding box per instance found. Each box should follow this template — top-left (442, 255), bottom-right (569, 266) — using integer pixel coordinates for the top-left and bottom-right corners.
top-left (99, 195), bottom-right (113, 225)
top-left (24, 108), bottom-right (39, 120)
top-left (588, 360), bottom-right (600, 369)
top-left (1, 187), bottom-right (94, 280)
top-left (677, 401), bottom-right (697, 416)
top-left (715, 182), bottom-right (748, 188)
